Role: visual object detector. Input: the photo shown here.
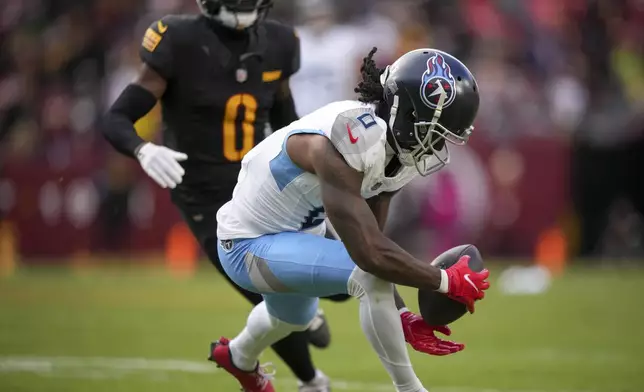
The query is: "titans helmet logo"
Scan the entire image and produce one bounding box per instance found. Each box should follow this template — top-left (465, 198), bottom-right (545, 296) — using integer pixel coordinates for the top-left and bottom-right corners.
top-left (420, 53), bottom-right (456, 109)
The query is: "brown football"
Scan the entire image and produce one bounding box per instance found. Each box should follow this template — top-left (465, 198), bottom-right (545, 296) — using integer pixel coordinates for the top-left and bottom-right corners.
top-left (417, 244), bottom-right (485, 326)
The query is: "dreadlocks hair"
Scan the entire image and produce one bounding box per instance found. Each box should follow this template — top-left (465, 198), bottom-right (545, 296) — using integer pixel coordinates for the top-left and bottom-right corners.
top-left (354, 47), bottom-right (385, 104)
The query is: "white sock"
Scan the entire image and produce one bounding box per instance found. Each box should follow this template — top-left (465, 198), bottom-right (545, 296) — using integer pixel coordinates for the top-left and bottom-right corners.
top-left (229, 301), bottom-right (307, 371)
top-left (348, 268), bottom-right (424, 392)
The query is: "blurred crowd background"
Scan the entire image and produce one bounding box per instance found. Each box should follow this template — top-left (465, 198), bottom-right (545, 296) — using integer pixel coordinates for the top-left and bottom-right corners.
top-left (0, 0), bottom-right (643, 265)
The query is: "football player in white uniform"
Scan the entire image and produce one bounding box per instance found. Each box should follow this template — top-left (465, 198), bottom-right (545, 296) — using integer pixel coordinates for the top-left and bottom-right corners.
top-left (209, 48), bottom-right (490, 392)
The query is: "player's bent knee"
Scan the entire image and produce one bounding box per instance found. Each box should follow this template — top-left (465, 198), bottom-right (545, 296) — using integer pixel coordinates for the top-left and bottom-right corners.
top-left (263, 294), bottom-right (319, 327)
top-left (265, 309), bottom-right (316, 330)
top-left (347, 267), bottom-right (394, 299)
top-left (245, 302), bottom-right (308, 349)
top-left (286, 321), bottom-right (309, 332)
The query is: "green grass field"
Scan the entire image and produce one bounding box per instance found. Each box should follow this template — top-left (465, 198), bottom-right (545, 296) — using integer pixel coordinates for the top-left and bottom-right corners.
top-left (1, 263), bottom-right (643, 392)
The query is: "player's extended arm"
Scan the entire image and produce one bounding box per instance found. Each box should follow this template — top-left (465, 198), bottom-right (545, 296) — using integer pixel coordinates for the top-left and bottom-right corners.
top-left (366, 194), bottom-right (410, 308)
top-left (100, 65), bottom-right (187, 189)
top-left (101, 64), bottom-right (166, 158)
top-left (292, 134), bottom-right (489, 302)
top-left (368, 193), bottom-right (465, 356)
top-left (269, 80), bottom-right (298, 132)
top-left (308, 141), bottom-right (443, 291)
top-left (366, 193), bottom-right (408, 307)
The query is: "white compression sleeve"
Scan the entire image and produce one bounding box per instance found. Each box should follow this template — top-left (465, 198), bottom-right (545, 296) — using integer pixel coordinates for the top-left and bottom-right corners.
top-left (229, 301), bottom-right (308, 371)
top-left (347, 267), bottom-right (426, 392)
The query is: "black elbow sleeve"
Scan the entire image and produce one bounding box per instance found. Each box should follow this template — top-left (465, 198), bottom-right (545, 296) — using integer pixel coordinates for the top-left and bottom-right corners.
top-left (101, 84), bottom-right (158, 158)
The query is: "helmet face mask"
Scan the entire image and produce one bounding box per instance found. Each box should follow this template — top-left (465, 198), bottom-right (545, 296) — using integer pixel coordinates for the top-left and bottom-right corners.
top-left (381, 49), bottom-right (479, 176)
top-left (196, 0), bottom-right (273, 29)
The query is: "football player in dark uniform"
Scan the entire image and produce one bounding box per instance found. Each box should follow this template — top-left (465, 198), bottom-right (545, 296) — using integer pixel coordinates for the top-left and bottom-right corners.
top-left (100, 1), bottom-right (343, 391)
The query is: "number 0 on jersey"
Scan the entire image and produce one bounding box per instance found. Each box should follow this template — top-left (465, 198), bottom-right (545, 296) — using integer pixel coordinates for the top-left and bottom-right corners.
top-left (223, 94), bottom-right (258, 162)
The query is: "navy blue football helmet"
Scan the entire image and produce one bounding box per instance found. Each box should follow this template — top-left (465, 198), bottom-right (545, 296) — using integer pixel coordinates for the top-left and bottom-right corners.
top-left (380, 49), bottom-right (480, 176)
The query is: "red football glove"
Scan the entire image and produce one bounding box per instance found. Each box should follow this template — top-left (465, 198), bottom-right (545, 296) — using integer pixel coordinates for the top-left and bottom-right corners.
top-left (445, 255), bottom-right (490, 313)
top-left (400, 311), bottom-right (465, 356)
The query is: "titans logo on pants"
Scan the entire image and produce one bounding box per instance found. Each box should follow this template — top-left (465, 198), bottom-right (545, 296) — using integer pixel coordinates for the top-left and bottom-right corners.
top-left (419, 53), bottom-right (456, 110)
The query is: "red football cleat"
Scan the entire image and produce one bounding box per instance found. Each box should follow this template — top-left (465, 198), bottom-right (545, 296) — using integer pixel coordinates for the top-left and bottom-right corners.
top-left (208, 337), bottom-right (275, 392)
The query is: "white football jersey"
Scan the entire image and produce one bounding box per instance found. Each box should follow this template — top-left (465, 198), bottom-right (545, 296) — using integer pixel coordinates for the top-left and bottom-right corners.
top-left (216, 100), bottom-right (432, 240)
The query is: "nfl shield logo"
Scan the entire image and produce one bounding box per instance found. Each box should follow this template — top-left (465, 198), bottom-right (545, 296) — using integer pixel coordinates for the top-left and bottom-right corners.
top-left (236, 67), bottom-right (248, 83)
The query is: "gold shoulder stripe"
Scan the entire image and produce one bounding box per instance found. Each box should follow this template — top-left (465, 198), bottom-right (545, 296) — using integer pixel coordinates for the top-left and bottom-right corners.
top-left (157, 20), bottom-right (168, 34)
top-left (262, 70), bottom-right (282, 82)
top-left (142, 28), bottom-right (163, 52)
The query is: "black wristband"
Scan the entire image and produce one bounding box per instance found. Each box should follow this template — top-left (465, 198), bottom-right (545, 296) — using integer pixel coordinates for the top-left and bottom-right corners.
top-left (100, 84), bottom-right (158, 158)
